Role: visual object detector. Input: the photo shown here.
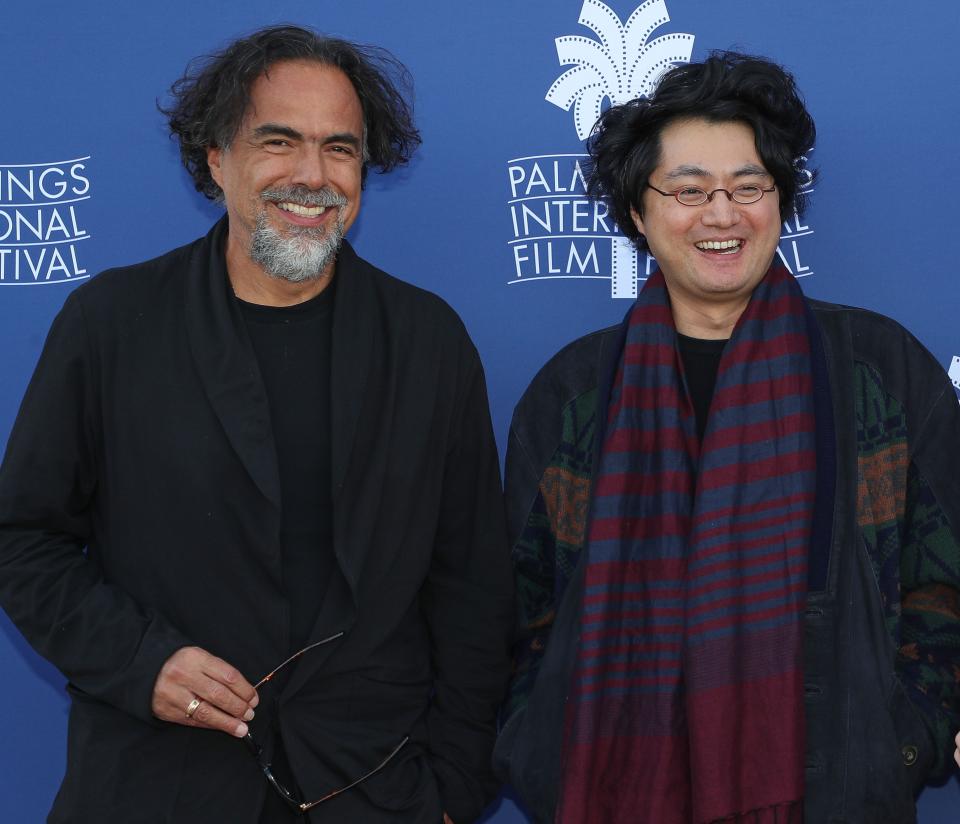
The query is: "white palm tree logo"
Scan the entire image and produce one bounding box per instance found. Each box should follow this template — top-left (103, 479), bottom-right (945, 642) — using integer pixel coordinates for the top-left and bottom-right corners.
top-left (547, 0), bottom-right (695, 139)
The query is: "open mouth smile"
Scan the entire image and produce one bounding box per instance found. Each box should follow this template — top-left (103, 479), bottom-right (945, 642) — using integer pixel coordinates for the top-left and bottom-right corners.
top-left (695, 239), bottom-right (743, 255)
top-left (275, 202), bottom-right (330, 218)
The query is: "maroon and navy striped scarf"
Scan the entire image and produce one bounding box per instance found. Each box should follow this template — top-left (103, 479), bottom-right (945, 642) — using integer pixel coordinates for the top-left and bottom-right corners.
top-left (558, 264), bottom-right (814, 824)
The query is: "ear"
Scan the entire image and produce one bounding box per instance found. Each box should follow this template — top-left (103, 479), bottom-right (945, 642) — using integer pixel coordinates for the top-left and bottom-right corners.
top-left (629, 206), bottom-right (645, 237)
top-left (206, 146), bottom-right (224, 190)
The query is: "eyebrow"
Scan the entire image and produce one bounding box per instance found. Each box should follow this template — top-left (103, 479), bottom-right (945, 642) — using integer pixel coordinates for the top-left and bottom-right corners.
top-left (732, 163), bottom-right (771, 178)
top-left (252, 124), bottom-right (303, 141)
top-left (662, 163), bottom-right (771, 181)
top-left (663, 164), bottom-right (709, 181)
top-left (322, 132), bottom-right (363, 149)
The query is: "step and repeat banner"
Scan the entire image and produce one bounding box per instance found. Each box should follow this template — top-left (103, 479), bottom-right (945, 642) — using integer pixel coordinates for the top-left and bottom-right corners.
top-left (2, 1), bottom-right (959, 821)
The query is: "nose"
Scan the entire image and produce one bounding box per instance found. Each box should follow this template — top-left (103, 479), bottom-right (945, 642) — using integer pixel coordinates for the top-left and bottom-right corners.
top-left (290, 148), bottom-right (329, 190)
top-left (701, 190), bottom-right (741, 228)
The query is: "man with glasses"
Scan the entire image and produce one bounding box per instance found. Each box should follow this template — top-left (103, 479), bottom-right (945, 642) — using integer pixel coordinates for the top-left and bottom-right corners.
top-left (495, 52), bottom-right (960, 823)
top-left (0, 26), bottom-right (512, 823)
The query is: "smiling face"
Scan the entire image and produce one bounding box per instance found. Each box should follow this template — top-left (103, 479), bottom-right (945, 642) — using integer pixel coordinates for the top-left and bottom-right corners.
top-left (207, 60), bottom-right (365, 302)
top-left (632, 118), bottom-right (782, 338)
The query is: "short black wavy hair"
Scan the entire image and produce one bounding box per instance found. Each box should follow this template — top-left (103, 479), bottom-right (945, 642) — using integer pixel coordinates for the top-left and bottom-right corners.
top-left (160, 25), bottom-right (421, 199)
top-left (587, 51), bottom-right (816, 250)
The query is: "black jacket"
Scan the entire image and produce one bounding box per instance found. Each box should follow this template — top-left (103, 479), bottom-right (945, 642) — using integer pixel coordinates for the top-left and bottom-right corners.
top-left (495, 300), bottom-right (960, 824)
top-left (0, 219), bottom-right (514, 823)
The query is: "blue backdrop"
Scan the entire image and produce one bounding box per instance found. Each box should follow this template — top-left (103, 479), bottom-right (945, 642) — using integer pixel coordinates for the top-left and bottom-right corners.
top-left (2, 1), bottom-right (959, 821)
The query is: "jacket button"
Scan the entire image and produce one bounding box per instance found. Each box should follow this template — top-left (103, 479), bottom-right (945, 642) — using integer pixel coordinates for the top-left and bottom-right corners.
top-left (901, 745), bottom-right (919, 766)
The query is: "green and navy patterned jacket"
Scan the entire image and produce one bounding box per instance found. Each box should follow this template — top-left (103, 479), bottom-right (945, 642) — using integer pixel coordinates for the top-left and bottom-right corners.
top-left (495, 299), bottom-right (960, 824)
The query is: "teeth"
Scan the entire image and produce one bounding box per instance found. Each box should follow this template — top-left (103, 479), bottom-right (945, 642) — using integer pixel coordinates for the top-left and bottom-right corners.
top-left (277, 202), bottom-right (327, 217)
top-left (696, 239), bottom-right (741, 251)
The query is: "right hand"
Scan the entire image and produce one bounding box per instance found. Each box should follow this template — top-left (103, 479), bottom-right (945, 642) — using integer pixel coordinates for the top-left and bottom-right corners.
top-left (151, 646), bottom-right (258, 738)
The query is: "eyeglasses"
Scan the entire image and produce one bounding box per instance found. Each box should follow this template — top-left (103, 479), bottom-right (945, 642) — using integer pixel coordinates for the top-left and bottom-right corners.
top-left (646, 182), bottom-right (776, 206)
top-left (242, 631), bottom-right (410, 813)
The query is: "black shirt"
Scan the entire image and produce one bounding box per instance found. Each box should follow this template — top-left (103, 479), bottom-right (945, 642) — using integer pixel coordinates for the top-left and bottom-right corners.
top-left (677, 332), bottom-right (727, 443)
top-left (238, 283), bottom-right (335, 655)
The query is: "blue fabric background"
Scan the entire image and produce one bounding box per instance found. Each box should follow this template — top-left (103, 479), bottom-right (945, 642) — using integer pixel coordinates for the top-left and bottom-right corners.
top-left (2, 1), bottom-right (958, 820)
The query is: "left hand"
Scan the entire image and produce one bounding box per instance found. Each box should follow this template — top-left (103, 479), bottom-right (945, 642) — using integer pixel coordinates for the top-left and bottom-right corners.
top-left (443, 815), bottom-right (454, 824)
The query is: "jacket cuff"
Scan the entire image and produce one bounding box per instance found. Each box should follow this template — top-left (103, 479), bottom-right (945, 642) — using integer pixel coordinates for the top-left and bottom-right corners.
top-left (432, 755), bottom-right (494, 824)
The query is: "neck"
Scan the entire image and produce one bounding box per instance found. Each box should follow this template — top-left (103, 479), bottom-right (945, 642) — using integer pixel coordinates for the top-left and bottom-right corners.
top-left (669, 294), bottom-right (746, 340)
top-left (225, 233), bottom-right (334, 307)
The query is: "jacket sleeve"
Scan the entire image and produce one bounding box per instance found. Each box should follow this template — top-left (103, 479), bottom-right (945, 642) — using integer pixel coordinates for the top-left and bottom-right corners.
top-left (500, 425), bottom-right (559, 727)
top-left (897, 362), bottom-right (960, 779)
top-left (0, 292), bottom-right (190, 723)
top-left (419, 345), bottom-right (514, 824)
top-left (502, 379), bottom-right (599, 725)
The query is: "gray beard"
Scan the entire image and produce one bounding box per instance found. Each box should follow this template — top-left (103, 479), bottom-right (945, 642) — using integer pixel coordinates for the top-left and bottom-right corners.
top-left (249, 207), bottom-right (345, 284)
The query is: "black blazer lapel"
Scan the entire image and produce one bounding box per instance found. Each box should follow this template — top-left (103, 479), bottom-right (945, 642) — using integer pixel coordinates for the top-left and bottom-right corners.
top-left (329, 241), bottom-right (375, 505)
top-left (281, 572), bottom-right (356, 700)
top-left (183, 218), bottom-right (282, 510)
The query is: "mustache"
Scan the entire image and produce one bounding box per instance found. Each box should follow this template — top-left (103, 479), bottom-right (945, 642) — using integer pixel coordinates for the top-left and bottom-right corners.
top-left (260, 186), bottom-right (347, 208)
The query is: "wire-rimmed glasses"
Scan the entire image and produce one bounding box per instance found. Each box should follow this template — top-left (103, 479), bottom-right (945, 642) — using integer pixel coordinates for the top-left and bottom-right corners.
top-left (242, 631), bottom-right (410, 813)
top-left (646, 182), bottom-right (776, 206)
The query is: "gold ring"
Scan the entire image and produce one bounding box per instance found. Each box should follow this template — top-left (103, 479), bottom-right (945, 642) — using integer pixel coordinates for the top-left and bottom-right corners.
top-left (185, 697), bottom-right (202, 718)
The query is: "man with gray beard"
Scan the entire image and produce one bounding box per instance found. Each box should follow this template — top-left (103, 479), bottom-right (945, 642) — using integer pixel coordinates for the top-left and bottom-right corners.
top-left (0, 26), bottom-right (512, 824)
top-left (249, 186), bottom-right (347, 283)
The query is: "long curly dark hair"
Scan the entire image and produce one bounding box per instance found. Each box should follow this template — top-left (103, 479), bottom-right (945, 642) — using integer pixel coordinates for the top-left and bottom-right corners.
top-left (587, 51), bottom-right (817, 250)
top-left (159, 25), bottom-right (422, 199)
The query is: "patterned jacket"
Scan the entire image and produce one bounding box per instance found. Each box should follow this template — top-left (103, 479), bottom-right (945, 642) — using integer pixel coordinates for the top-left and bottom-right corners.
top-left (494, 299), bottom-right (960, 824)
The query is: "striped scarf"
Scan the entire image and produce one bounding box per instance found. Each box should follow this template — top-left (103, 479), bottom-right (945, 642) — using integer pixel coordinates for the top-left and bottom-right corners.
top-left (558, 265), bottom-right (814, 824)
